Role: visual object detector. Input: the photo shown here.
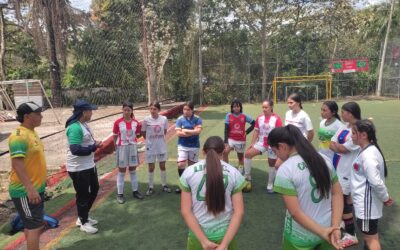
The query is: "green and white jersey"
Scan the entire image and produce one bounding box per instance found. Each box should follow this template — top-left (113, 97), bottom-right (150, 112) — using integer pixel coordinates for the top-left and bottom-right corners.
top-left (273, 154), bottom-right (338, 248)
top-left (179, 160), bottom-right (246, 241)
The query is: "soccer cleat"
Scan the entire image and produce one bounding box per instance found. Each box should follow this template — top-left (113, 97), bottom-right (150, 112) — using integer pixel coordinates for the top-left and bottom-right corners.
top-left (242, 180), bottom-right (252, 193)
top-left (76, 217), bottom-right (98, 227)
top-left (162, 185), bottom-right (172, 193)
top-left (238, 166), bottom-right (244, 175)
top-left (80, 222), bottom-right (98, 234)
top-left (133, 190), bottom-right (144, 200)
top-left (341, 233), bottom-right (359, 248)
top-left (146, 188), bottom-right (154, 196)
top-left (175, 187), bottom-right (181, 194)
top-left (117, 194), bottom-right (125, 204)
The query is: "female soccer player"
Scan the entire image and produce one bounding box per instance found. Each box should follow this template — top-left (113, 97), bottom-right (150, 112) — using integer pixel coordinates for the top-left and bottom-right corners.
top-left (66, 100), bottom-right (101, 234)
top-left (180, 136), bottom-right (246, 250)
top-left (269, 125), bottom-right (343, 250)
top-left (175, 101), bottom-right (203, 193)
top-left (318, 101), bottom-right (342, 161)
top-left (223, 100), bottom-right (255, 168)
top-left (141, 101), bottom-right (171, 195)
top-left (330, 101), bottom-right (361, 247)
top-left (285, 93), bottom-right (314, 142)
top-left (243, 100), bottom-right (282, 193)
top-left (113, 101), bottom-right (144, 204)
top-left (351, 119), bottom-right (393, 250)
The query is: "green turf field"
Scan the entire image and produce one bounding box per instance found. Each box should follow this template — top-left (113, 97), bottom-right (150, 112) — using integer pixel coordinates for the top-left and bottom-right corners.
top-left (4, 100), bottom-right (400, 249)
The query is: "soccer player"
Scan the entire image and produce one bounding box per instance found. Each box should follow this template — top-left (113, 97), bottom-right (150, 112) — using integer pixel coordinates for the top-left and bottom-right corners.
top-left (269, 125), bottom-right (344, 250)
top-left (318, 101), bottom-right (343, 161)
top-left (175, 101), bottom-right (202, 194)
top-left (9, 102), bottom-right (46, 250)
top-left (351, 119), bottom-right (393, 250)
top-left (66, 100), bottom-right (101, 234)
top-left (113, 101), bottom-right (144, 204)
top-left (330, 101), bottom-right (361, 247)
top-left (180, 136), bottom-right (246, 250)
top-left (223, 99), bottom-right (255, 168)
top-left (285, 93), bottom-right (314, 142)
top-left (141, 101), bottom-right (171, 195)
top-left (243, 100), bottom-right (282, 193)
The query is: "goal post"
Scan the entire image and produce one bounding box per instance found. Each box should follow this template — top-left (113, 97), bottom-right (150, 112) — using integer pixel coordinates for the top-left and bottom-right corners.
top-left (272, 75), bottom-right (332, 104)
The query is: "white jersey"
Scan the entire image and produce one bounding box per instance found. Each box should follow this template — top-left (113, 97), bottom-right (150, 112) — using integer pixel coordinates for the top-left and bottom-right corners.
top-left (331, 124), bottom-right (360, 194)
top-left (351, 145), bottom-right (389, 220)
top-left (285, 110), bottom-right (313, 138)
top-left (318, 119), bottom-right (343, 160)
top-left (141, 115), bottom-right (168, 155)
top-left (274, 154), bottom-right (338, 247)
top-left (179, 160), bottom-right (246, 241)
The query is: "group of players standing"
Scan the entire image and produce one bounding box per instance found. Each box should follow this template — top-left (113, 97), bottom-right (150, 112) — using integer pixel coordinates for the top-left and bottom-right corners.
top-left (109, 94), bottom-right (393, 250)
top-left (7, 94), bottom-right (393, 250)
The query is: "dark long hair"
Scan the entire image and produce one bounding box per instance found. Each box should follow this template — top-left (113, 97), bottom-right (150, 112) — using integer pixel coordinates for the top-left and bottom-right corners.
top-left (288, 93), bottom-right (303, 109)
top-left (354, 119), bottom-right (388, 177)
top-left (123, 101), bottom-right (134, 118)
top-left (184, 101), bottom-right (194, 111)
top-left (230, 99), bottom-right (243, 113)
top-left (323, 100), bottom-right (341, 121)
top-left (263, 99), bottom-right (274, 113)
top-left (268, 125), bottom-right (332, 199)
top-left (203, 136), bottom-right (226, 216)
top-left (342, 102), bottom-right (361, 120)
top-left (65, 110), bottom-right (83, 128)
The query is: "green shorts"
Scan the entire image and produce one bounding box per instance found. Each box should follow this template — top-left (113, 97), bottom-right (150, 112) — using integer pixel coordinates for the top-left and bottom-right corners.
top-left (283, 237), bottom-right (334, 250)
top-left (187, 236), bottom-right (237, 250)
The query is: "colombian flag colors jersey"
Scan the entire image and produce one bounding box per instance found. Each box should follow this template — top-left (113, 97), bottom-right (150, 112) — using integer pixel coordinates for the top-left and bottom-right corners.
top-left (8, 126), bottom-right (47, 198)
top-left (224, 113), bottom-right (253, 141)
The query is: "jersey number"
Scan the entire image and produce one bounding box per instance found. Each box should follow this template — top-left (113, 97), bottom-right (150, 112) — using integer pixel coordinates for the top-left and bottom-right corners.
top-left (309, 176), bottom-right (323, 203)
top-left (196, 175), bottom-right (228, 201)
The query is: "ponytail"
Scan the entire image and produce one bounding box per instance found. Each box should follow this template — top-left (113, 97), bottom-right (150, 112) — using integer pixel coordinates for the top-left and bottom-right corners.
top-left (355, 119), bottom-right (388, 177)
top-left (203, 136), bottom-right (226, 216)
top-left (268, 125), bottom-right (332, 199)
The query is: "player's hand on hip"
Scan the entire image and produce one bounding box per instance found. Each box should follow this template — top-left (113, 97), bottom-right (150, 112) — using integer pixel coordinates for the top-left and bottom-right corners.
top-left (27, 188), bottom-right (41, 204)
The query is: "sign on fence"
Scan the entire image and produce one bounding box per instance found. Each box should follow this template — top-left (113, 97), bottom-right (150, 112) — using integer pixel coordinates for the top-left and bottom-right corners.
top-left (330, 58), bottom-right (369, 73)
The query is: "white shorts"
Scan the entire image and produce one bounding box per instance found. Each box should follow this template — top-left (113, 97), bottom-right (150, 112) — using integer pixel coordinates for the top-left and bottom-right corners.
top-left (253, 142), bottom-right (277, 160)
top-left (227, 139), bottom-right (246, 153)
top-left (146, 152), bottom-right (168, 164)
top-left (338, 175), bottom-right (351, 195)
top-left (177, 146), bottom-right (199, 163)
top-left (116, 144), bottom-right (139, 167)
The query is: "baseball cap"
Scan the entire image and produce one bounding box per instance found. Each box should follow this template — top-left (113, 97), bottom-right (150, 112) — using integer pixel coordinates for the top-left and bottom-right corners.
top-left (16, 102), bottom-right (43, 122)
top-left (73, 100), bottom-right (97, 111)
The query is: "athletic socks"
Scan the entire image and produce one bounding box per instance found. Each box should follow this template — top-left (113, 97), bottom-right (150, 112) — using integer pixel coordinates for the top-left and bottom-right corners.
top-left (344, 217), bottom-right (355, 236)
top-left (148, 171), bottom-right (154, 188)
top-left (160, 170), bottom-right (167, 186)
top-left (117, 172), bottom-right (125, 195)
top-left (267, 166), bottom-right (276, 189)
top-left (130, 170), bottom-right (138, 191)
top-left (244, 158), bottom-right (252, 180)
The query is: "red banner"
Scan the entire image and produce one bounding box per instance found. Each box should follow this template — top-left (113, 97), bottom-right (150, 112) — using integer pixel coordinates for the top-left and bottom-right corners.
top-left (330, 58), bottom-right (369, 73)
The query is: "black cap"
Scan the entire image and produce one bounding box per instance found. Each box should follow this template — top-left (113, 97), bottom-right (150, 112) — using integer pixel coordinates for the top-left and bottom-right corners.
top-left (73, 100), bottom-right (97, 111)
top-left (16, 102), bottom-right (43, 123)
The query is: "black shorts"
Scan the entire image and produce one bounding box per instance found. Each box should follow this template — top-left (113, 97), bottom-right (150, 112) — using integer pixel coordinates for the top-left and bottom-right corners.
top-left (356, 218), bottom-right (379, 235)
top-left (12, 192), bottom-right (45, 230)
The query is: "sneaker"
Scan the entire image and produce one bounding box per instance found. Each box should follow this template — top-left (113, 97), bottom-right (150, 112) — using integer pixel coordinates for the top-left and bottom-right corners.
top-left (242, 180), bottom-right (252, 193)
top-left (146, 188), bottom-right (154, 196)
top-left (266, 184), bottom-right (274, 194)
top-left (133, 190), bottom-right (144, 200)
top-left (341, 233), bottom-right (359, 248)
top-left (76, 217), bottom-right (98, 227)
top-left (162, 185), bottom-right (172, 193)
top-left (80, 222), bottom-right (98, 234)
top-left (175, 187), bottom-right (181, 194)
top-left (117, 194), bottom-right (125, 204)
